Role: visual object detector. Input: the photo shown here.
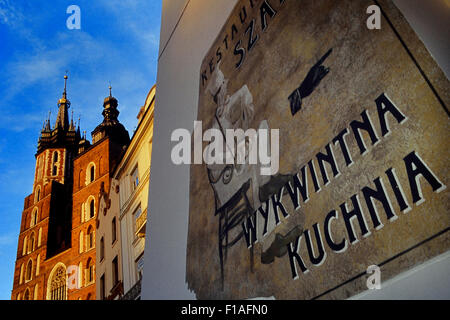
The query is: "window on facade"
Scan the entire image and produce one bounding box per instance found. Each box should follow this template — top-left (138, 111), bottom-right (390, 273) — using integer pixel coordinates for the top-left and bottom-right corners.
top-left (86, 226), bottom-right (94, 250)
top-left (111, 217), bottom-right (117, 244)
top-left (28, 232), bottom-right (35, 253)
top-left (52, 152), bottom-right (58, 176)
top-left (35, 187), bottom-right (40, 203)
top-left (133, 205), bottom-right (142, 221)
top-left (31, 209), bottom-right (38, 227)
top-left (26, 259), bottom-right (33, 281)
top-left (131, 165), bottom-right (139, 191)
top-left (86, 258), bottom-right (94, 285)
top-left (112, 256), bottom-right (119, 287)
top-left (89, 199), bottom-right (95, 219)
top-left (49, 266), bottom-right (66, 300)
top-left (100, 237), bottom-right (105, 261)
top-left (90, 165), bottom-right (95, 183)
top-left (136, 254), bottom-right (144, 281)
top-left (100, 274), bottom-right (105, 300)
top-left (23, 288), bottom-right (30, 300)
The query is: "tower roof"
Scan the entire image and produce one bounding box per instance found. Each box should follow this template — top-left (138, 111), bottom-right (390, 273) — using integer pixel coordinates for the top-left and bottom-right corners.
top-left (91, 85), bottom-right (130, 146)
top-left (55, 74), bottom-right (70, 130)
top-left (36, 74), bottom-right (80, 156)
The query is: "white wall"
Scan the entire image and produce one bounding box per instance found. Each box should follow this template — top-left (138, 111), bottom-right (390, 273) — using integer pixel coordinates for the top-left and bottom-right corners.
top-left (142, 0), bottom-right (450, 300)
top-left (141, 0), bottom-right (239, 299)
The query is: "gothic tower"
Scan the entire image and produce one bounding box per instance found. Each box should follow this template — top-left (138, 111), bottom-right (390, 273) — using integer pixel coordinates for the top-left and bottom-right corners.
top-left (11, 76), bottom-right (129, 300)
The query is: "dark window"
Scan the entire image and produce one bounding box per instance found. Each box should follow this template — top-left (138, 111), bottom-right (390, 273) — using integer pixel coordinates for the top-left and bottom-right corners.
top-left (90, 166), bottom-right (95, 182)
top-left (100, 237), bottom-right (105, 261)
top-left (53, 151), bottom-right (58, 163)
top-left (26, 260), bottom-right (33, 281)
top-left (86, 258), bottom-right (94, 284)
top-left (112, 256), bottom-right (119, 287)
top-left (131, 166), bottom-right (139, 190)
top-left (100, 274), bottom-right (105, 300)
top-left (112, 217), bottom-right (117, 244)
top-left (52, 165), bottom-right (57, 176)
top-left (90, 199), bottom-right (95, 218)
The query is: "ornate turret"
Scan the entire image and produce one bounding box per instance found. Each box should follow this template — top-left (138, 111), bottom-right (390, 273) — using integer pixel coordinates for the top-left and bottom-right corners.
top-left (91, 85), bottom-right (130, 146)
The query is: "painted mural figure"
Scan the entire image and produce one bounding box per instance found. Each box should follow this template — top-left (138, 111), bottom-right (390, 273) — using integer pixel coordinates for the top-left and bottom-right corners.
top-left (205, 63), bottom-right (277, 287)
top-left (205, 62), bottom-right (271, 212)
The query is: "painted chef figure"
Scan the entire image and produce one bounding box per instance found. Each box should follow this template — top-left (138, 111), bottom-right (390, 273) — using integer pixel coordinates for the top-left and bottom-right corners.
top-left (204, 62), bottom-right (271, 212)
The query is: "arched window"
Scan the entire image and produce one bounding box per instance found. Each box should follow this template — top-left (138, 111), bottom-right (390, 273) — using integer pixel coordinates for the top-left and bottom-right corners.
top-left (86, 226), bottom-right (94, 250)
top-left (85, 258), bottom-right (94, 285)
top-left (47, 264), bottom-right (67, 300)
top-left (90, 199), bottom-right (95, 219)
top-left (90, 165), bottom-right (95, 183)
top-left (34, 186), bottom-right (41, 203)
top-left (30, 208), bottom-right (38, 227)
top-left (28, 232), bottom-right (35, 253)
top-left (85, 163), bottom-right (96, 185)
top-left (52, 151), bottom-right (59, 176)
top-left (25, 259), bottom-right (33, 282)
top-left (23, 288), bottom-right (30, 300)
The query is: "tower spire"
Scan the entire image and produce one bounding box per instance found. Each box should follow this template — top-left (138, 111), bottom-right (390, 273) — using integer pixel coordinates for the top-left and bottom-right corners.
top-left (63, 72), bottom-right (68, 99)
top-left (55, 73), bottom-right (70, 130)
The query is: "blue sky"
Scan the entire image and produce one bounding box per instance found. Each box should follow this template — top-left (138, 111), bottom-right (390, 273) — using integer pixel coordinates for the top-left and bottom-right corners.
top-left (0, 0), bottom-right (161, 299)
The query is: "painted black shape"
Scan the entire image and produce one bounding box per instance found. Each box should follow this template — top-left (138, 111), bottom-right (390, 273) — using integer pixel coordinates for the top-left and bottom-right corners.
top-left (212, 179), bottom-right (254, 291)
top-left (289, 48), bottom-right (332, 116)
top-left (261, 225), bottom-right (303, 264)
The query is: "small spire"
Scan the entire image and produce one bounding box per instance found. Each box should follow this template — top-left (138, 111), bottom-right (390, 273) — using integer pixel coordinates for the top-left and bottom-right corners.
top-left (63, 72), bottom-right (68, 99)
top-left (69, 109), bottom-right (75, 130)
top-left (76, 115), bottom-right (81, 138)
top-left (109, 82), bottom-right (112, 97)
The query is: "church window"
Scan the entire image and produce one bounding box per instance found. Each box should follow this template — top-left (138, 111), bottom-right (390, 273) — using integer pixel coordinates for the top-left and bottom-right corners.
top-left (85, 258), bottom-right (94, 285)
top-left (90, 198), bottom-right (95, 219)
top-left (25, 259), bottom-right (33, 282)
top-left (86, 226), bottom-right (94, 250)
top-left (23, 288), bottom-right (30, 300)
top-left (48, 265), bottom-right (67, 300)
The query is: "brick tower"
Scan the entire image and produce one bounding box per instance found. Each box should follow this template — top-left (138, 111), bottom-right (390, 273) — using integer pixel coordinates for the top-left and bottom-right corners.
top-left (11, 76), bottom-right (129, 300)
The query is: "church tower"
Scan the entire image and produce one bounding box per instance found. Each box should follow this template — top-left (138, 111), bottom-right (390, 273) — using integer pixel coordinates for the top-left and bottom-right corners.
top-left (11, 76), bottom-right (129, 300)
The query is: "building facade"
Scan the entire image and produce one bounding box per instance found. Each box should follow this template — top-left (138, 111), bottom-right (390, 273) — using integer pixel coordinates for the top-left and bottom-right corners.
top-left (96, 85), bottom-right (155, 300)
top-left (142, 0), bottom-right (450, 300)
top-left (11, 77), bottom-right (130, 300)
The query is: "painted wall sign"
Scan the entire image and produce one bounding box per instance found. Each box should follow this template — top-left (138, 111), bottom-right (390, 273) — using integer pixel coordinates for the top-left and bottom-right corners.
top-left (187, 0), bottom-right (450, 299)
